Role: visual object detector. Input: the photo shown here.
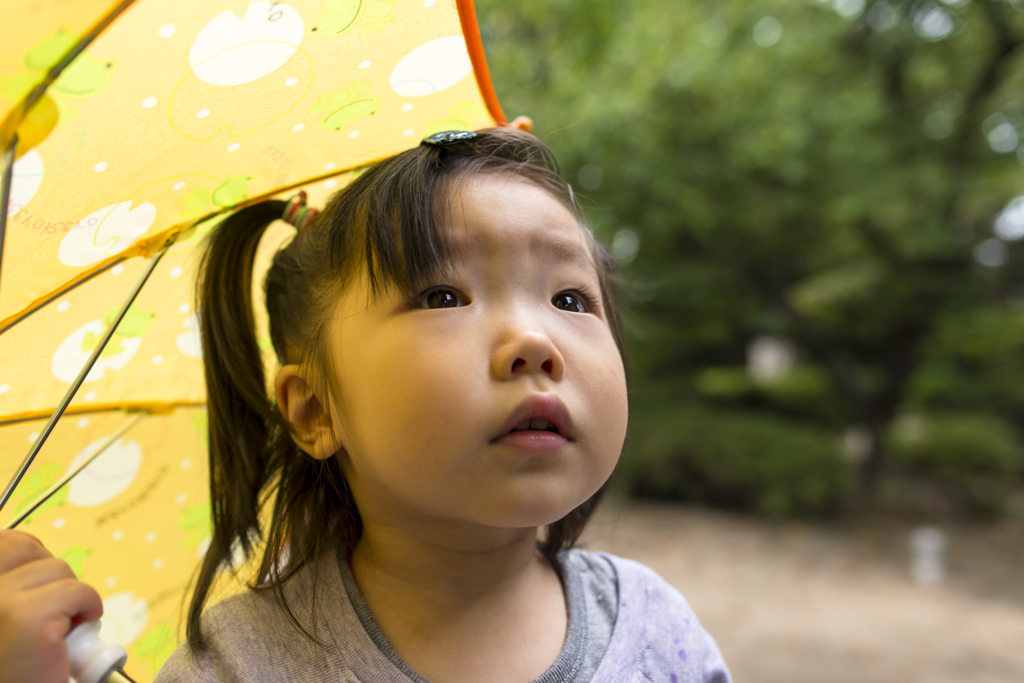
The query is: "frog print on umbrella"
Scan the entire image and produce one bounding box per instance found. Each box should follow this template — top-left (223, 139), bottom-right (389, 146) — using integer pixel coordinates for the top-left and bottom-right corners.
top-left (66, 436), bottom-right (143, 507)
top-left (312, 80), bottom-right (379, 133)
top-left (311, 0), bottom-right (363, 37)
top-left (359, 0), bottom-right (397, 34)
top-left (80, 306), bottom-right (156, 360)
top-left (211, 176), bottom-right (251, 207)
top-left (321, 97), bottom-right (379, 132)
top-left (51, 53), bottom-right (117, 99)
top-left (1, 30), bottom-right (106, 188)
top-left (179, 500), bottom-right (212, 553)
top-left (133, 623), bottom-right (178, 676)
top-left (51, 305), bottom-right (155, 383)
top-left (172, 175), bottom-right (252, 222)
top-left (9, 461), bottom-right (68, 524)
top-left (422, 101), bottom-right (489, 139)
top-left (60, 545), bottom-right (94, 577)
top-left (0, 28), bottom-right (115, 105)
top-left (58, 201), bottom-right (158, 267)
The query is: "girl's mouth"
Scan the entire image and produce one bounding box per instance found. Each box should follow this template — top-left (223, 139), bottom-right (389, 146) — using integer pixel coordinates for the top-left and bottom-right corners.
top-left (493, 427), bottom-right (570, 453)
top-left (492, 395), bottom-right (575, 454)
top-left (510, 418), bottom-right (560, 433)
top-left (492, 393), bottom-right (575, 444)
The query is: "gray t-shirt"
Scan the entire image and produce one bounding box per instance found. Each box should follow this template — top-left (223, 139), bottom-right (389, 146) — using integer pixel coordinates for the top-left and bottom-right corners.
top-left (155, 549), bottom-right (730, 683)
top-left (338, 548), bottom-right (618, 683)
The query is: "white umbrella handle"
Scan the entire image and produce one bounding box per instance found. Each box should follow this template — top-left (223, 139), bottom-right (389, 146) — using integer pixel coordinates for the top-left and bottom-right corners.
top-left (65, 620), bottom-right (128, 683)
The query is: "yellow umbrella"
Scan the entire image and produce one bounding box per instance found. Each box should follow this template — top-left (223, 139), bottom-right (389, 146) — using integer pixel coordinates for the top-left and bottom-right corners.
top-left (0, 1), bottom-right (506, 680)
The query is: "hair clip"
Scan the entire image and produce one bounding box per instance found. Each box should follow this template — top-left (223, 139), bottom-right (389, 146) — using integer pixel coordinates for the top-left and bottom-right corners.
top-left (421, 130), bottom-right (478, 146)
top-left (282, 190), bottom-right (319, 231)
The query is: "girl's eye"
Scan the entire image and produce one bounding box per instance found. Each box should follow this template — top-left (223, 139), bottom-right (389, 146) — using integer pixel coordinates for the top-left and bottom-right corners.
top-left (552, 292), bottom-right (586, 313)
top-left (420, 288), bottom-right (464, 309)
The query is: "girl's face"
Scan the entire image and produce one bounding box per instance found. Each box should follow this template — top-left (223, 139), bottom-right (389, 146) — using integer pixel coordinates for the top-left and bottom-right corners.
top-left (321, 173), bottom-right (628, 533)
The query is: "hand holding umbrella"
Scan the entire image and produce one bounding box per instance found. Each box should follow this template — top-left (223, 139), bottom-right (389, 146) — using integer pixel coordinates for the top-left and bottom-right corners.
top-left (0, 529), bottom-right (134, 683)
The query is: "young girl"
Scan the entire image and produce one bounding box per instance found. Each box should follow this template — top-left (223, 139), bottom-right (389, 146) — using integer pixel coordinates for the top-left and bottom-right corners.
top-left (0, 128), bottom-right (730, 683)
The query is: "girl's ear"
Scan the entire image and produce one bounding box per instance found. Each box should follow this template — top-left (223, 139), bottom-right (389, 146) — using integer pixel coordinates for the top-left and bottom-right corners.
top-left (274, 364), bottom-right (344, 460)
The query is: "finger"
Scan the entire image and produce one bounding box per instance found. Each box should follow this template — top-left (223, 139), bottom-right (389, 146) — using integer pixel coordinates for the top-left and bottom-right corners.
top-left (0, 557), bottom-right (76, 593)
top-left (0, 530), bottom-right (51, 574)
top-left (25, 578), bottom-right (104, 627)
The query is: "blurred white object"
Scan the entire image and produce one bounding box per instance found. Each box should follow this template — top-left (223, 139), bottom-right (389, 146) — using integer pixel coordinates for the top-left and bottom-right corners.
top-left (987, 121), bottom-right (1019, 153)
top-left (752, 16), bottom-right (782, 47)
top-left (974, 238), bottom-right (1008, 268)
top-left (914, 4), bottom-right (954, 41)
top-left (910, 526), bottom-right (947, 587)
top-left (994, 195), bottom-right (1024, 241)
top-left (577, 164), bottom-right (604, 191)
top-left (611, 229), bottom-right (640, 264)
top-left (841, 426), bottom-right (873, 464)
top-left (747, 336), bottom-right (794, 384)
top-left (834, 0), bottom-right (866, 19)
top-left (893, 414), bottom-right (927, 443)
top-left (66, 620), bottom-right (128, 683)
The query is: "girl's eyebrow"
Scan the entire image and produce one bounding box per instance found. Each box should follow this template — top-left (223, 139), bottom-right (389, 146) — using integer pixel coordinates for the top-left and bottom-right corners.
top-left (534, 234), bottom-right (597, 272)
top-left (520, 229), bottom-right (598, 272)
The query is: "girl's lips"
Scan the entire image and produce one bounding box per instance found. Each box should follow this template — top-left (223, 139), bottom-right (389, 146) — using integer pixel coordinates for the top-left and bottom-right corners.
top-left (492, 429), bottom-right (570, 453)
top-left (492, 393), bottom-right (575, 443)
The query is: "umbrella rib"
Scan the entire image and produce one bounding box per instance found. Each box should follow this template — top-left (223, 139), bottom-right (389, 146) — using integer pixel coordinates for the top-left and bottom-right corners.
top-left (0, 244), bottom-right (170, 514)
top-left (107, 669), bottom-right (140, 683)
top-left (0, 257), bottom-right (127, 337)
top-left (0, 400), bottom-right (205, 427)
top-left (3, 412), bottom-right (145, 530)
top-left (0, 135), bottom-right (15, 299)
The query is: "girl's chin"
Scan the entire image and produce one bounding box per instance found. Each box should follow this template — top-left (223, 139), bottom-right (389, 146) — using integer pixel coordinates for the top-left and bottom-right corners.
top-left (476, 490), bottom-right (604, 530)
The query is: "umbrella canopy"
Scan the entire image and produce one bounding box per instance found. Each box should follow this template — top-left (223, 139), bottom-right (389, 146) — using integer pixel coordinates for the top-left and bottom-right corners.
top-left (1, 0), bottom-right (503, 330)
top-left (0, 1), bottom-right (506, 679)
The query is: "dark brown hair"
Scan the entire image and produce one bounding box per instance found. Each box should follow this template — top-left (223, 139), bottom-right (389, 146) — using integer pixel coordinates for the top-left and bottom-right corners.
top-left (190, 127), bottom-right (625, 649)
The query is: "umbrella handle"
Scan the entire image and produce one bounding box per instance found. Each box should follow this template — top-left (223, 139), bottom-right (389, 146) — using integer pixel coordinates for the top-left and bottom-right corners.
top-left (65, 620), bottom-right (130, 683)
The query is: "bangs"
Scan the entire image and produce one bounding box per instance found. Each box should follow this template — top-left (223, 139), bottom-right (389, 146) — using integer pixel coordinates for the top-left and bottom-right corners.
top-left (320, 128), bottom-right (570, 300)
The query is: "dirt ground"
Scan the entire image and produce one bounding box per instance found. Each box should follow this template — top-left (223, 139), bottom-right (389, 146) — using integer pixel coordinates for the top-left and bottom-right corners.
top-left (579, 501), bottom-right (1024, 683)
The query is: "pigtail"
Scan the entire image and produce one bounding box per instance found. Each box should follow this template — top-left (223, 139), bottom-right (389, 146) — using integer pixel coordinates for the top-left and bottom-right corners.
top-left (188, 200), bottom-right (286, 649)
top-left (188, 199), bottom-right (363, 651)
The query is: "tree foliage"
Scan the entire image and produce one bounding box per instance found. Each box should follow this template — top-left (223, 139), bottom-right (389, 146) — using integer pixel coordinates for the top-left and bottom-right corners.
top-left (477, 0), bottom-right (1024, 516)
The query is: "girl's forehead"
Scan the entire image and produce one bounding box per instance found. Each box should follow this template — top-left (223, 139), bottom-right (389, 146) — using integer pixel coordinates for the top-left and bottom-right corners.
top-left (447, 174), bottom-right (595, 271)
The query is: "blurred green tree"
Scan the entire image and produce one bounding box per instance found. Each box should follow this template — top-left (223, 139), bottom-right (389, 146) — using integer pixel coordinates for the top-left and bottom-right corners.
top-left (477, 0), bottom-right (1024, 515)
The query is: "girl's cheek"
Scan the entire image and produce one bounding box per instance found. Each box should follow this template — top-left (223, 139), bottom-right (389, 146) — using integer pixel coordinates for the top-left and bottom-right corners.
top-left (361, 324), bottom-right (485, 436)
top-left (588, 339), bottom-right (629, 444)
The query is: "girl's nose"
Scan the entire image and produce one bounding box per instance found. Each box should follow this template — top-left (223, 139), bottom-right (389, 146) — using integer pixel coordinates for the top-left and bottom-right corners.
top-left (491, 330), bottom-right (565, 382)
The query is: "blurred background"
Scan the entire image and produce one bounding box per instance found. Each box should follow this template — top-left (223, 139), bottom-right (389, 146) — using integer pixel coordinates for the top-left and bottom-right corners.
top-left (474, 0), bottom-right (1024, 680)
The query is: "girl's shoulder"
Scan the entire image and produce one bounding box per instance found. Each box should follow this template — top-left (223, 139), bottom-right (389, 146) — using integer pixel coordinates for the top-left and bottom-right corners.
top-left (153, 556), bottom-right (360, 683)
top-left (153, 591), bottom-right (284, 683)
top-left (571, 550), bottom-right (733, 683)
